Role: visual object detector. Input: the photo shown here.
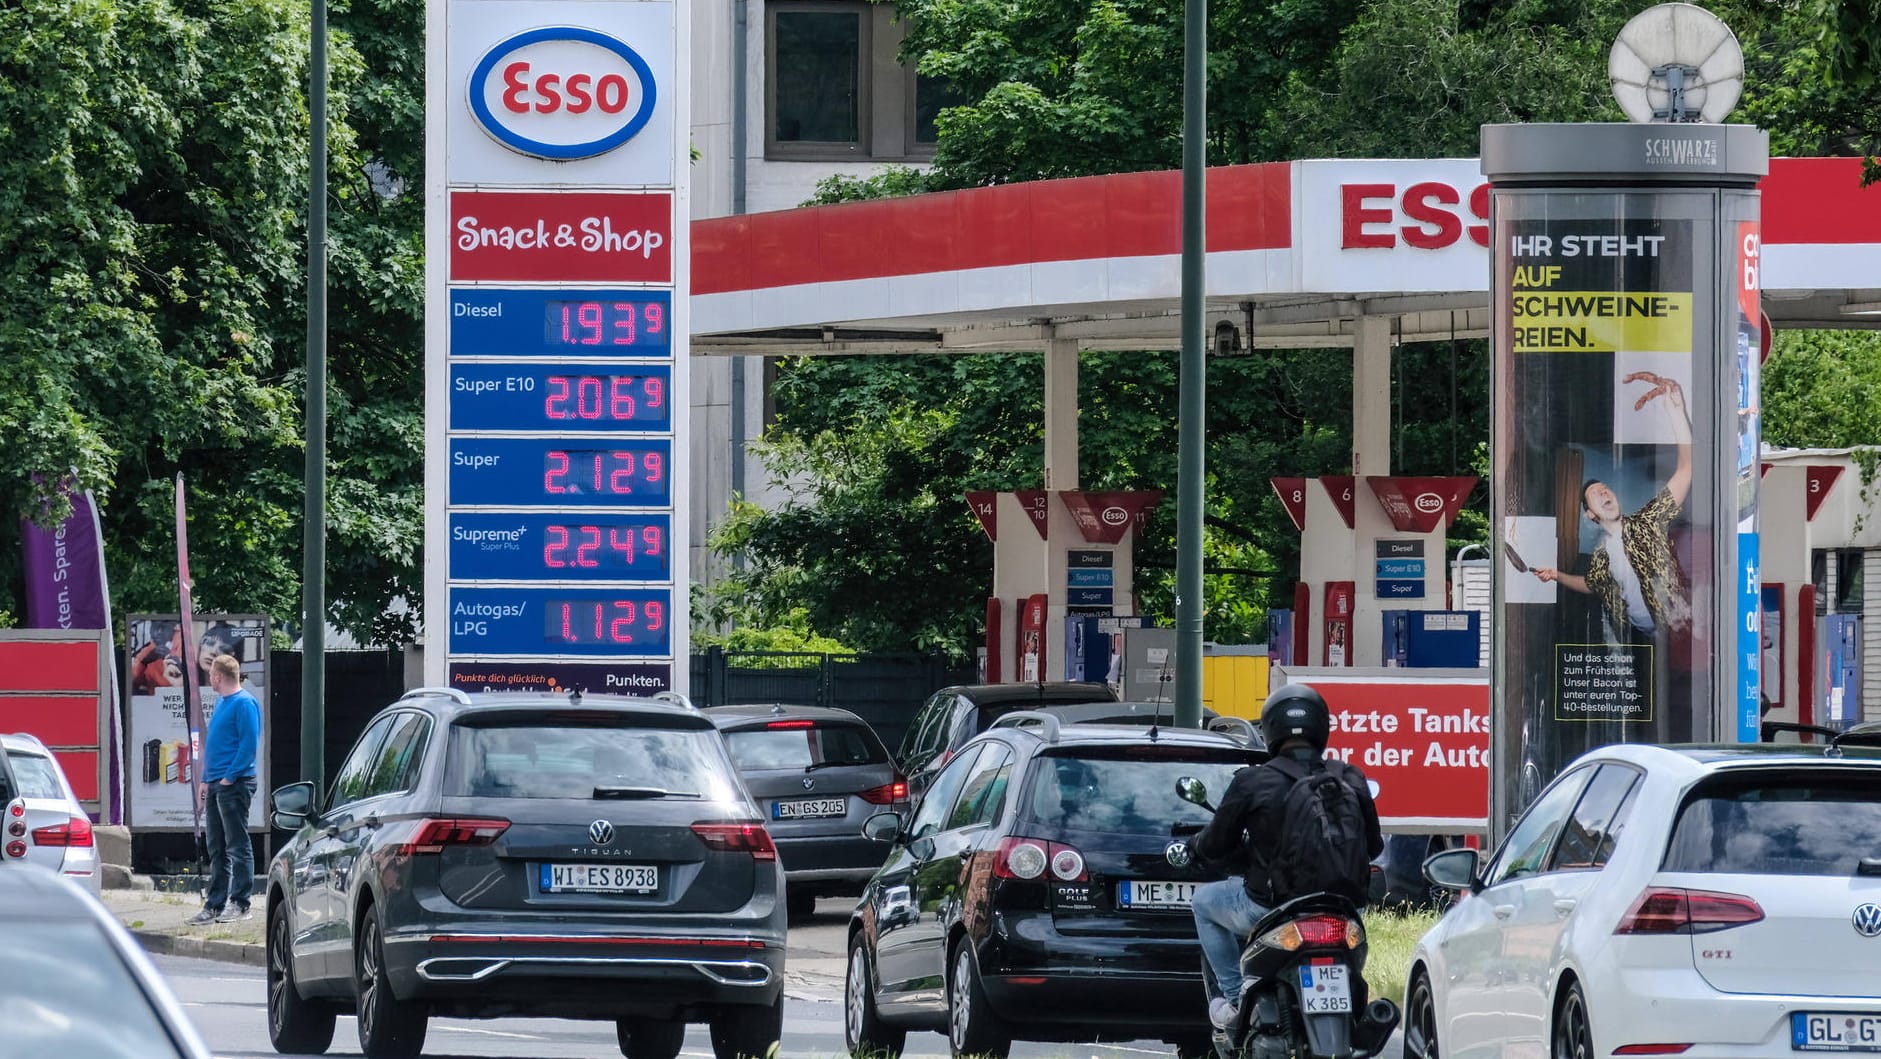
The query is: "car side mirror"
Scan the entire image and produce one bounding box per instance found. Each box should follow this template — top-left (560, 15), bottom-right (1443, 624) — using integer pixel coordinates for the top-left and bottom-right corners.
top-left (271, 781), bottom-right (317, 831)
top-left (862, 811), bottom-right (905, 845)
top-left (1423, 848), bottom-right (1482, 893)
top-left (1175, 776), bottom-right (1212, 810)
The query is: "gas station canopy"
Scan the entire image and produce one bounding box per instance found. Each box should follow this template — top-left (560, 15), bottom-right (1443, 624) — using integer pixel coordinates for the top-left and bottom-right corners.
top-left (689, 156), bottom-right (1881, 354)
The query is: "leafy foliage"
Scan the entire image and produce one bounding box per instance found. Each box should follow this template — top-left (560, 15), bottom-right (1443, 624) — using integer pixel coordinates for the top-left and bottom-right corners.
top-left (0, 0), bottom-right (423, 644)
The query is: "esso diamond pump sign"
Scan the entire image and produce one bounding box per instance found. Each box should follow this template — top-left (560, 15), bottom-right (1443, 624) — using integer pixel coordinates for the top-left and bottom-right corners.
top-left (446, 1), bottom-right (676, 186)
top-left (427, 0), bottom-right (689, 695)
top-left (469, 28), bottom-right (658, 161)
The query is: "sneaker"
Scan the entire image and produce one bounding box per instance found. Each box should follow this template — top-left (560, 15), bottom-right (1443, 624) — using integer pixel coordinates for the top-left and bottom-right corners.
top-left (1209, 997), bottom-right (1239, 1030)
top-left (186, 908), bottom-right (220, 926)
top-left (216, 904), bottom-right (253, 923)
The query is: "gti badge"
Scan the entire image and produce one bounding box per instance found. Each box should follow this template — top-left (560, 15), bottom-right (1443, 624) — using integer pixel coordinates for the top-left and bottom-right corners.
top-left (802, 777), bottom-right (816, 791)
top-left (1165, 841), bottom-right (1191, 868)
top-left (1854, 903), bottom-right (1881, 938)
top-left (589, 820), bottom-right (615, 846)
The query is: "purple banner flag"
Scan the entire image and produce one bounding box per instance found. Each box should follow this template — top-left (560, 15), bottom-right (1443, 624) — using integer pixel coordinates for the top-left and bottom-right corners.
top-left (22, 490), bottom-right (109, 631)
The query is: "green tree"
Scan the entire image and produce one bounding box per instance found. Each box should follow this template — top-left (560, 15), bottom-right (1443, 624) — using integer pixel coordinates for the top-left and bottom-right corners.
top-left (0, 0), bottom-right (425, 644)
top-left (1763, 330), bottom-right (1881, 449)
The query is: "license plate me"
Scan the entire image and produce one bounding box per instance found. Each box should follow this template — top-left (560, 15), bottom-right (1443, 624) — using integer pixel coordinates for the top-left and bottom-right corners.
top-left (540, 863), bottom-right (658, 894)
top-left (1794, 1013), bottom-right (1881, 1052)
top-left (1117, 880), bottom-right (1199, 909)
top-left (1299, 960), bottom-right (1353, 1014)
top-left (774, 797), bottom-right (846, 820)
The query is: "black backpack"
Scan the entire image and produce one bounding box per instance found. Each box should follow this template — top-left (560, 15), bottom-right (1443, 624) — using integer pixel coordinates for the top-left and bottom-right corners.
top-left (1264, 755), bottom-right (1371, 904)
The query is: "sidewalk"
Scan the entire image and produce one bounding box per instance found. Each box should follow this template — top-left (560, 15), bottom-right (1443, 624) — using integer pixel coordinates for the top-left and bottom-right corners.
top-left (100, 882), bottom-right (849, 1003)
top-left (100, 882), bottom-right (268, 967)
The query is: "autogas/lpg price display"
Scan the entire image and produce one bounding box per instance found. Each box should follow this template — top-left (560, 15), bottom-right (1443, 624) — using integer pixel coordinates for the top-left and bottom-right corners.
top-left (450, 438), bottom-right (671, 507)
top-left (451, 289), bottom-right (671, 357)
top-left (449, 513), bottom-right (671, 581)
top-left (448, 588), bottom-right (672, 657)
top-left (451, 364), bottom-right (670, 431)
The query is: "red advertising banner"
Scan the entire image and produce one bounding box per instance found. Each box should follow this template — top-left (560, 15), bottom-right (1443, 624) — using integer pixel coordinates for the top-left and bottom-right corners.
top-left (1015, 490), bottom-right (1050, 540)
top-left (1058, 490), bottom-right (1163, 544)
top-left (451, 190), bottom-right (674, 283)
top-left (964, 491), bottom-right (997, 541)
top-left (1320, 476), bottom-right (1356, 529)
top-left (1290, 674), bottom-right (1491, 830)
top-left (1366, 476), bottom-right (1477, 534)
top-left (1271, 478), bottom-right (1307, 532)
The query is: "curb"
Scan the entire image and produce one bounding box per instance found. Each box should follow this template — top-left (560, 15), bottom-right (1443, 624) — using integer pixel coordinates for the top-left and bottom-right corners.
top-left (132, 930), bottom-right (267, 968)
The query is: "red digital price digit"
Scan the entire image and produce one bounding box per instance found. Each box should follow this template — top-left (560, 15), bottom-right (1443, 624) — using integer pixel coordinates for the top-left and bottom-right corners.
top-left (609, 527), bottom-right (637, 564)
top-left (560, 603), bottom-right (575, 641)
top-left (590, 452), bottom-right (605, 492)
top-left (546, 376), bottom-right (570, 420)
top-left (610, 600), bottom-right (638, 642)
top-left (575, 526), bottom-right (601, 568)
top-left (610, 451), bottom-right (638, 492)
top-left (645, 600), bottom-right (664, 632)
top-left (642, 452), bottom-right (663, 484)
top-left (645, 303), bottom-right (663, 334)
top-left (642, 525), bottom-right (662, 558)
top-left (577, 303), bottom-right (603, 345)
top-left (577, 376), bottom-right (603, 420)
top-left (544, 525), bottom-right (568, 568)
top-left (611, 303), bottom-right (637, 345)
top-left (610, 376), bottom-right (637, 420)
top-left (546, 451), bottom-right (570, 494)
top-left (643, 376), bottom-right (664, 409)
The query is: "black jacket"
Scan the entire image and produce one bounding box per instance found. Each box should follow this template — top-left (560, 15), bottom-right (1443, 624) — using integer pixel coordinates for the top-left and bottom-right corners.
top-left (1194, 750), bottom-right (1384, 905)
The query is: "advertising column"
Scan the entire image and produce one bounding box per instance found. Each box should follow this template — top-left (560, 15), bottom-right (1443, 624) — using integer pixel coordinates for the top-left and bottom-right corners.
top-left (1483, 123), bottom-right (1766, 834)
top-left (424, 0), bottom-right (690, 694)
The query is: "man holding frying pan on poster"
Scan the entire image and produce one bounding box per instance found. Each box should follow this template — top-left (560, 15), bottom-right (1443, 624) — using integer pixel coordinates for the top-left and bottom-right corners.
top-left (1531, 370), bottom-right (1694, 642)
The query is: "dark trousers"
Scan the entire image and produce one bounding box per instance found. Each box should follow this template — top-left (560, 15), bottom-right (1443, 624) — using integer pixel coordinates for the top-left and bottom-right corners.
top-left (204, 777), bottom-right (257, 911)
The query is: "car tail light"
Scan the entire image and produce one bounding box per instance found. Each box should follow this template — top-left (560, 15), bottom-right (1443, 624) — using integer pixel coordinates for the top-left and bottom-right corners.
top-left (1260, 914), bottom-right (1363, 951)
top-left (7, 803), bottom-right (22, 818)
top-left (765, 719), bottom-right (815, 729)
top-left (1615, 887), bottom-right (1764, 935)
top-left (4, 841), bottom-right (24, 858)
top-left (993, 837), bottom-right (1087, 881)
top-left (858, 777), bottom-right (909, 804)
top-left (32, 815), bottom-right (93, 848)
top-left (692, 823), bottom-right (778, 861)
top-left (398, 818), bottom-right (510, 855)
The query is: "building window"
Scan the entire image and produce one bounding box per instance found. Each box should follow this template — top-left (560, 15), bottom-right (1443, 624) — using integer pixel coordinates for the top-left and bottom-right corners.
top-left (766, 1), bottom-right (955, 161)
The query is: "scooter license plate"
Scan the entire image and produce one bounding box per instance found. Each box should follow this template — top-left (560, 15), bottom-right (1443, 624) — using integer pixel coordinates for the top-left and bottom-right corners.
top-left (1299, 959), bottom-right (1353, 1014)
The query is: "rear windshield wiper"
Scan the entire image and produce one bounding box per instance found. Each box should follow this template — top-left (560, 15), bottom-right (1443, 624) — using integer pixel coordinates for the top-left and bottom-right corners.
top-left (592, 786), bottom-right (690, 800)
top-left (804, 760), bottom-right (877, 773)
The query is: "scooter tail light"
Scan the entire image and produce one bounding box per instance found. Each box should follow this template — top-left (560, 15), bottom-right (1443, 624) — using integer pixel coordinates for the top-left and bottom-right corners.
top-left (1261, 914), bottom-right (1359, 951)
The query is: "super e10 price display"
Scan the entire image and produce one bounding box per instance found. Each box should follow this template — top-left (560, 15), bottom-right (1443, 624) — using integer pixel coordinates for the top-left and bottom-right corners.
top-left (451, 364), bottom-right (670, 432)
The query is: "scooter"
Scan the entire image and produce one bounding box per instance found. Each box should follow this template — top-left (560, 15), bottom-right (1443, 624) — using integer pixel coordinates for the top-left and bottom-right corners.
top-left (1176, 777), bottom-right (1401, 1059)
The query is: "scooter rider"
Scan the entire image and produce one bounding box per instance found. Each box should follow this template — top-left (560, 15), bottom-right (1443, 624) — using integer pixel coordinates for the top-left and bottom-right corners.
top-left (1190, 684), bottom-right (1384, 1030)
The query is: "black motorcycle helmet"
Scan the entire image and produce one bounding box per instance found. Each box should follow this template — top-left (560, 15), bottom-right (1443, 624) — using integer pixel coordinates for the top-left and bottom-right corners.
top-left (1259, 683), bottom-right (1331, 754)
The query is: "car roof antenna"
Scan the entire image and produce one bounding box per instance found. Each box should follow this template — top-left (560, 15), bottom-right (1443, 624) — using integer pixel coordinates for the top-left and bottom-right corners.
top-left (1148, 645), bottom-right (1174, 741)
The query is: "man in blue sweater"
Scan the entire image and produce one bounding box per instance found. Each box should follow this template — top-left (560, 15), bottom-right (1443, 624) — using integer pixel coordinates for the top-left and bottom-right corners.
top-left (189, 654), bottom-right (262, 924)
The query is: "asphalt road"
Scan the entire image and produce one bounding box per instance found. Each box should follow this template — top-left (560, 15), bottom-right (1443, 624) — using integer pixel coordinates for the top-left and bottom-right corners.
top-left (154, 951), bottom-right (1201, 1059)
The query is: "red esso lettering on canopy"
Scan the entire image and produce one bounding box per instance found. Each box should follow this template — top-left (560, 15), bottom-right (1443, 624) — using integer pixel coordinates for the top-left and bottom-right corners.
top-left (1341, 182), bottom-right (1491, 250)
top-left (469, 29), bottom-right (658, 161)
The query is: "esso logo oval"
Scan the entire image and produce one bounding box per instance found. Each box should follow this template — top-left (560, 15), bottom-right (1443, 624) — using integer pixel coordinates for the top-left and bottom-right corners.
top-left (1101, 506), bottom-right (1129, 526)
top-left (1414, 492), bottom-right (1444, 514)
top-left (469, 27), bottom-right (658, 161)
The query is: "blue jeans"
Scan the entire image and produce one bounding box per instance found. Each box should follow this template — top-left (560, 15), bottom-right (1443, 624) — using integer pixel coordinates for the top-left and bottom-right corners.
top-left (1192, 877), bottom-right (1268, 1002)
top-left (204, 777), bottom-right (256, 911)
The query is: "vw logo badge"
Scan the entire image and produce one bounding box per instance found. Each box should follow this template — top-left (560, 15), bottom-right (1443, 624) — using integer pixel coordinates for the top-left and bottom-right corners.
top-left (1854, 903), bottom-right (1881, 938)
top-left (588, 820), bottom-right (615, 846)
top-left (1165, 841), bottom-right (1191, 869)
top-left (802, 777), bottom-right (816, 791)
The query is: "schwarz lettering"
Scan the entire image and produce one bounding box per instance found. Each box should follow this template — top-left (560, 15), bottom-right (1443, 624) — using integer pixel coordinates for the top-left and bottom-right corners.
top-left (1644, 137), bottom-right (1720, 167)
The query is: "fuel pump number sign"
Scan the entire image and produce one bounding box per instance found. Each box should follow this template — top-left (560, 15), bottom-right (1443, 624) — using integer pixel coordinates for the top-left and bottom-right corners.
top-left (1299, 959), bottom-right (1352, 1013)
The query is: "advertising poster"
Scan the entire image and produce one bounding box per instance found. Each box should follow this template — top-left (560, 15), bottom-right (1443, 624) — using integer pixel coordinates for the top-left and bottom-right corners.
top-left (125, 615), bottom-right (269, 830)
top-left (1492, 194), bottom-right (1750, 821)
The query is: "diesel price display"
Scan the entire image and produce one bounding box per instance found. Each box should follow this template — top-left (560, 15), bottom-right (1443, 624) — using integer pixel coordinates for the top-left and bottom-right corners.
top-left (452, 364), bottom-right (670, 431)
top-left (450, 288), bottom-right (672, 357)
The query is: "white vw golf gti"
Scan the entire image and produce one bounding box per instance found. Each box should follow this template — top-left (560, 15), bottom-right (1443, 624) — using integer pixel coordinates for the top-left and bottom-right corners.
top-left (1406, 742), bottom-right (1881, 1059)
